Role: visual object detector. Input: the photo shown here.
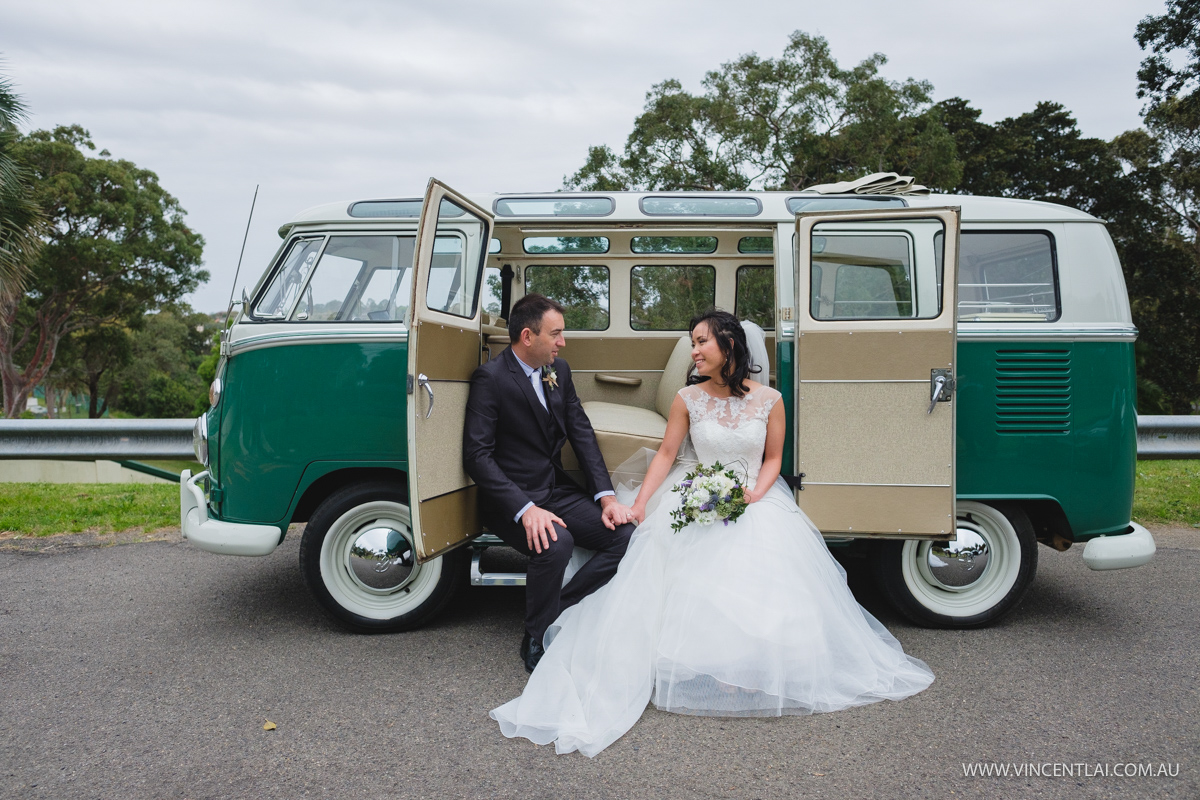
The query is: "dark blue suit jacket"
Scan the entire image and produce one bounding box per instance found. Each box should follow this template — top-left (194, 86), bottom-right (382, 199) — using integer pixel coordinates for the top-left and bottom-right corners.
top-left (462, 347), bottom-right (613, 525)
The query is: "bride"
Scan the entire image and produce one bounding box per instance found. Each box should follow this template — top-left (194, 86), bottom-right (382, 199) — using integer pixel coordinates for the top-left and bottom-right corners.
top-left (490, 309), bottom-right (934, 757)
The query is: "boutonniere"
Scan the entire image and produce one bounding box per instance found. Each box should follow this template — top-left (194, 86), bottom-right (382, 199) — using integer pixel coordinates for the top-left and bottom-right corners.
top-left (541, 365), bottom-right (558, 391)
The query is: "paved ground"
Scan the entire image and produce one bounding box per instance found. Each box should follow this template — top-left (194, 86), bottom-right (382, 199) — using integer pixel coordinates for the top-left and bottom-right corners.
top-left (0, 525), bottom-right (1196, 799)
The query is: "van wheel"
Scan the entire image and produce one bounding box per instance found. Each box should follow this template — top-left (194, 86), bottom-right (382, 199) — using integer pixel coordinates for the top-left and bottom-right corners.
top-left (299, 482), bottom-right (463, 633)
top-left (872, 501), bottom-right (1037, 628)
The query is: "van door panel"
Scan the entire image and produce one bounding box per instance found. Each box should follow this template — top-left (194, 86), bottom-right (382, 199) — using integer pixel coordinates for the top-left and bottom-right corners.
top-left (793, 207), bottom-right (960, 538)
top-left (407, 180), bottom-right (493, 562)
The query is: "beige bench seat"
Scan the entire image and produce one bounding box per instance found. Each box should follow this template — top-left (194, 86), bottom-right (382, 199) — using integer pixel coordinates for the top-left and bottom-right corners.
top-left (577, 401), bottom-right (670, 471)
top-left (562, 335), bottom-right (694, 474)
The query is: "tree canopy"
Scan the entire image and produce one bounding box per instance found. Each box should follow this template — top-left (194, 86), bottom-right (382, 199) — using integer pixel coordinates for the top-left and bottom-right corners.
top-left (0, 125), bottom-right (207, 417)
top-left (566, 32), bottom-right (960, 192)
top-left (0, 63), bottom-right (44, 303)
top-left (567, 26), bottom-right (1200, 413)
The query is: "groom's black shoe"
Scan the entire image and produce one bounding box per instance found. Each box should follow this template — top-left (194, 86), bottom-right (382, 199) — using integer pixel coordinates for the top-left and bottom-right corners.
top-left (520, 632), bottom-right (546, 673)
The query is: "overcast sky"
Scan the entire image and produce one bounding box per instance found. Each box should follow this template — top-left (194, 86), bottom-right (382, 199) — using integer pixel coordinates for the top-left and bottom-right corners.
top-left (2, 0), bottom-right (1168, 312)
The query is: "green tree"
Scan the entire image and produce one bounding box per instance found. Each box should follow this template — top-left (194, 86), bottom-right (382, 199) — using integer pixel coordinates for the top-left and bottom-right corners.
top-left (114, 306), bottom-right (213, 418)
top-left (0, 62), bottom-right (44, 304)
top-left (566, 31), bottom-right (961, 192)
top-left (946, 98), bottom-right (1200, 413)
top-left (0, 126), bottom-right (207, 417)
top-left (71, 323), bottom-right (134, 418)
top-left (1132, 0), bottom-right (1200, 411)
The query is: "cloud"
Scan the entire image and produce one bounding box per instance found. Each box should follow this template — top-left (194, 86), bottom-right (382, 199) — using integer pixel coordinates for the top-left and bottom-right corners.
top-left (1, 0), bottom-right (1165, 311)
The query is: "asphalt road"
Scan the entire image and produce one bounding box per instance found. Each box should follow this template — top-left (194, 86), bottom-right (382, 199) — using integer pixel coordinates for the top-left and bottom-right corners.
top-left (1, 528), bottom-right (1196, 800)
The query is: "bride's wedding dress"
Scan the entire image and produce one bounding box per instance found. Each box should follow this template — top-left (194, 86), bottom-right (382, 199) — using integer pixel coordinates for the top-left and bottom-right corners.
top-left (490, 384), bottom-right (934, 757)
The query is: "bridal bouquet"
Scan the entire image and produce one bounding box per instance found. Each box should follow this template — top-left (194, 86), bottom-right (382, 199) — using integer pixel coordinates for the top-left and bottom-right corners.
top-left (669, 463), bottom-right (748, 533)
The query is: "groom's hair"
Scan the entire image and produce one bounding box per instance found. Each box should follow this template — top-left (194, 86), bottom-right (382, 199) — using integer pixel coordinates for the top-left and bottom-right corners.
top-left (508, 293), bottom-right (565, 342)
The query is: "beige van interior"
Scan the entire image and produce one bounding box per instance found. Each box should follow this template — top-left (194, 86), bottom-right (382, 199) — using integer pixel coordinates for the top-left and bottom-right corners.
top-left (483, 225), bottom-right (778, 474)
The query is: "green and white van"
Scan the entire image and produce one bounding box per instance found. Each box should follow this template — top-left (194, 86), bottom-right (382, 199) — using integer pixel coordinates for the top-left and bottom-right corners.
top-left (181, 179), bottom-right (1155, 632)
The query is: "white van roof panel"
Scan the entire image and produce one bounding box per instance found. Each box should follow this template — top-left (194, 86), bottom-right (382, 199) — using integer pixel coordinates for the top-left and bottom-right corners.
top-left (285, 191), bottom-right (1100, 230)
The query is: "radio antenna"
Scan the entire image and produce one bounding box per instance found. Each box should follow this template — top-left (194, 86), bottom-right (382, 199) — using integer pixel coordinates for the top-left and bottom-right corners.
top-left (225, 185), bottom-right (259, 318)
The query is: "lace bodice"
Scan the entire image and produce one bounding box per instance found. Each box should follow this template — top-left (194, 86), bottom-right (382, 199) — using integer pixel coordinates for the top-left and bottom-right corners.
top-left (679, 383), bottom-right (781, 486)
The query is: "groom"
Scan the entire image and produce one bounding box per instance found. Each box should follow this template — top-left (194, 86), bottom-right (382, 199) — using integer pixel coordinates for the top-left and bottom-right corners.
top-left (463, 294), bottom-right (636, 673)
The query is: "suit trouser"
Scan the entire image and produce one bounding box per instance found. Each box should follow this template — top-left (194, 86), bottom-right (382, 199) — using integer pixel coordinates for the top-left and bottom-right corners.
top-left (486, 483), bottom-right (634, 643)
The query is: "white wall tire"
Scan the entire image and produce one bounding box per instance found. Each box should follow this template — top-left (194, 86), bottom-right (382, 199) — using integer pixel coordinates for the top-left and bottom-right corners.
top-left (300, 482), bottom-right (463, 633)
top-left (873, 501), bottom-right (1038, 628)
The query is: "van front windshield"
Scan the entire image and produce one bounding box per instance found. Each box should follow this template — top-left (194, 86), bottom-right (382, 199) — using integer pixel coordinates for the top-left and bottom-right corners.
top-left (255, 235), bottom-right (416, 322)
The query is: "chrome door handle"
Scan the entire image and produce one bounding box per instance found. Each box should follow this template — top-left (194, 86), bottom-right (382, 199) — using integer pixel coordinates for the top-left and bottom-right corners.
top-left (927, 376), bottom-right (946, 414)
top-left (927, 368), bottom-right (955, 414)
top-left (417, 373), bottom-right (434, 418)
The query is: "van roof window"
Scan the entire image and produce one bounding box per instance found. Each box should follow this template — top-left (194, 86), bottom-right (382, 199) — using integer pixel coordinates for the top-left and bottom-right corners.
top-left (495, 197), bottom-right (614, 216)
top-left (631, 236), bottom-right (718, 254)
top-left (348, 200), bottom-right (423, 218)
top-left (640, 197), bottom-right (761, 216)
top-left (524, 236), bottom-right (610, 254)
top-left (347, 199), bottom-right (468, 218)
top-left (787, 196), bottom-right (907, 213)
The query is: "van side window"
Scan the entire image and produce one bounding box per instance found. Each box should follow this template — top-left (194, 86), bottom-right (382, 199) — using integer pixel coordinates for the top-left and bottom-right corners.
top-left (811, 234), bottom-right (914, 319)
top-left (426, 235), bottom-right (477, 318)
top-left (255, 237), bottom-right (325, 319)
top-left (954, 231), bottom-right (1059, 322)
top-left (630, 265), bottom-right (716, 330)
top-left (525, 266), bottom-right (610, 330)
top-left (285, 235), bottom-right (416, 322)
top-left (735, 266), bottom-right (775, 329)
top-left (482, 266), bottom-right (502, 317)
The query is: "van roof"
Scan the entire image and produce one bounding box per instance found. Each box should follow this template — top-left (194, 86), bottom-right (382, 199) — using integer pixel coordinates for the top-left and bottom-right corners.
top-left (284, 190), bottom-right (1100, 234)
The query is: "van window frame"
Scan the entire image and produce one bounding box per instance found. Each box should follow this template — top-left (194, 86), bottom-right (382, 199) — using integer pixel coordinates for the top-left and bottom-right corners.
top-left (523, 264), bottom-right (612, 331)
top-left (250, 234), bottom-right (330, 321)
top-left (807, 229), bottom-right (925, 321)
top-left (951, 228), bottom-right (1062, 323)
top-left (629, 263), bottom-right (718, 331)
top-left (735, 264), bottom-right (776, 330)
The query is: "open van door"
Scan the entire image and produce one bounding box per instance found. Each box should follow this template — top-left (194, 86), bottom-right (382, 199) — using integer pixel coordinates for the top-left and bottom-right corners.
top-left (793, 207), bottom-right (959, 537)
top-left (408, 179), bottom-right (493, 561)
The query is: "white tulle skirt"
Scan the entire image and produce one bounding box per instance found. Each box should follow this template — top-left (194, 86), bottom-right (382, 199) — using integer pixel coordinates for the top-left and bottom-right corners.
top-left (489, 457), bottom-right (934, 757)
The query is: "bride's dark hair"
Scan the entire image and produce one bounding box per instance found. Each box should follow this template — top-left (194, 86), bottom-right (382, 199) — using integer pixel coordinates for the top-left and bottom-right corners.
top-left (686, 309), bottom-right (760, 397)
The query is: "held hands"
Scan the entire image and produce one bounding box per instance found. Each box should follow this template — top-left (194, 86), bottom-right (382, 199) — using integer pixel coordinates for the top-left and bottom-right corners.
top-left (521, 505), bottom-right (565, 554)
top-left (600, 495), bottom-right (637, 530)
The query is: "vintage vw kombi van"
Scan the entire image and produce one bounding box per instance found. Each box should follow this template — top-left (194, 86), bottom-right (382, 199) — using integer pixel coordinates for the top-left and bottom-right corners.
top-left (181, 179), bottom-right (1156, 632)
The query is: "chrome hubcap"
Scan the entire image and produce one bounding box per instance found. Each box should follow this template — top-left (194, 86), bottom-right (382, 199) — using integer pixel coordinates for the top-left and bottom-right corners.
top-left (345, 525), bottom-right (417, 594)
top-left (919, 524), bottom-right (991, 591)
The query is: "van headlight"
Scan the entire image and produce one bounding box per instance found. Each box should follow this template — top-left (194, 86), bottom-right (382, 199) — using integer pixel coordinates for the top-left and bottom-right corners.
top-left (193, 414), bottom-right (209, 466)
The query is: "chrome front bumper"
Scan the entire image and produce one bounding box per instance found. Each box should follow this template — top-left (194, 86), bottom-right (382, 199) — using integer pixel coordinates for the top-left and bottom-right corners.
top-left (1082, 522), bottom-right (1156, 571)
top-left (180, 469), bottom-right (282, 556)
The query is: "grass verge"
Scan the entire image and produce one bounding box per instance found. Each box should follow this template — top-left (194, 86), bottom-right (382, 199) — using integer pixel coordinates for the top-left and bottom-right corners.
top-left (0, 483), bottom-right (178, 537)
top-left (1132, 460), bottom-right (1200, 527)
top-left (0, 460), bottom-right (1196, 538)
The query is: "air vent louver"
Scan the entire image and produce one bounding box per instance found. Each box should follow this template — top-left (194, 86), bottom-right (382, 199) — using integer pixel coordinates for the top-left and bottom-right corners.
top-left (995, 349), bottom-right (1071, 435)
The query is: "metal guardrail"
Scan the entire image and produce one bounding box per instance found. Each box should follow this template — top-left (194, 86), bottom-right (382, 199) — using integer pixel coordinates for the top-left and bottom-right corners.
top-left (0, 419), bottom-right (195, 460)
top-left (0, 415), bottom-right (1197, 461)
top-left (1135, 415), bottom-right (1200, 460)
